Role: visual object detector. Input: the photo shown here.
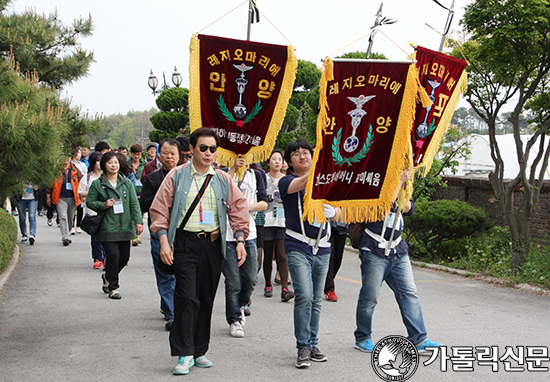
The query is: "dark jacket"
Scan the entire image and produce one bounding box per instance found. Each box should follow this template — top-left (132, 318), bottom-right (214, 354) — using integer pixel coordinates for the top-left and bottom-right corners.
top-left (86, 173), bottom-right (142, 242)
top-left (140, 167), bottom-right (169, 226)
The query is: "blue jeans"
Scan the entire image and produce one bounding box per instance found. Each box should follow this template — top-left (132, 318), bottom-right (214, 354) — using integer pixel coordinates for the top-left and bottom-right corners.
top-left (286, 251), bottom-right (330, 349)
top-left (355, 250), bottom-right (427, 346)
top-left (91, 235), bottom-right (105, 262)
top-left (17, 199), bottom-right (37, 238)
top-left (150, 230), bottom-right (176, 320)
top-left (223, 239), bottom-right (258, 324)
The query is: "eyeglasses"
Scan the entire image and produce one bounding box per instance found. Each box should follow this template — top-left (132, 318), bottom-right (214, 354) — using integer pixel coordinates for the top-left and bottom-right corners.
top-left (180, 154), bottom-right (192, 160)
top-left (199, 144), bottom-right (217, 153)
top-left (291, 150), bottom-right (311, 158)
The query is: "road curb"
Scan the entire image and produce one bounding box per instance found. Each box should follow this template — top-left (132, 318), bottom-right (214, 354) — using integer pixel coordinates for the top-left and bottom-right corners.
top-left (0, 244), bottom-right (20, 292)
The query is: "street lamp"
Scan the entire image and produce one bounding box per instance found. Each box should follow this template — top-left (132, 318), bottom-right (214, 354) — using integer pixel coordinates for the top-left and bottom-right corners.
top-left (148, 66), bottom-right (183, 95)
top-left (365, 3), bottom-right (398, 59)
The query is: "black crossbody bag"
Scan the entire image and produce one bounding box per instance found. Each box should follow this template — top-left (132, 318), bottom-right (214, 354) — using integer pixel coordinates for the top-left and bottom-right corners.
top-left (157, 174), bottom-right (213, 275)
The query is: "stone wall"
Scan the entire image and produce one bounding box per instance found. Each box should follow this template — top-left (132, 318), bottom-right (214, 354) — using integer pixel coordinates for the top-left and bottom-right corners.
top-left (432, 175), bottom-right (550, 241)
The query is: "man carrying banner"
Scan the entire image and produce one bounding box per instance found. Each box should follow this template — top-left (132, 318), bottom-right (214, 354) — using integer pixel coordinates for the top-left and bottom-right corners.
top-left (149, 128), bottom-right (249, 375)
top-left (354, 168), bottom-right (442, 354)
top-left (279, 138), bottom-right (339, 369)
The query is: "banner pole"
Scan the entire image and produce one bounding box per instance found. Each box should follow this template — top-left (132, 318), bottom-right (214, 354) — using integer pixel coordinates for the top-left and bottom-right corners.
top-left (246, 0), bottom-right (253, 40)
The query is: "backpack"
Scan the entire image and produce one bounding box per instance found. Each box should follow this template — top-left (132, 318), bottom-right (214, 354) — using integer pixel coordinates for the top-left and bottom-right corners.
top-left (348, 222), bottom-right (366, 249)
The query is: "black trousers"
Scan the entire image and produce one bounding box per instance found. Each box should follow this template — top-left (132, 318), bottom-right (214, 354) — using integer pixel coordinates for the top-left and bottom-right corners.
top-left (102, 241), bottom-right (131, 291)
top-left (324, 231), bottom-right (347, 293)
top-left (170, 229), bottom-right (223, 357)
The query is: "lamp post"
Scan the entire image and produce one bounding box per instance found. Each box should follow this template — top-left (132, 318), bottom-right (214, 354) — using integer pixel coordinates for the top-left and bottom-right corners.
top-left (365, 3), bottom-right (397, 59)
top-left (148, 66), bottom-right (183, 95)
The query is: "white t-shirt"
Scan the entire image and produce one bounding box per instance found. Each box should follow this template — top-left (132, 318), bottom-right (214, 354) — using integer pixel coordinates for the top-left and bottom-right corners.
top-left (264, 173), bottom-right (285, 228)
top-left (78, 173), bottom-right (101, 215)
top-left (226, 169), bottom-right (257, 241)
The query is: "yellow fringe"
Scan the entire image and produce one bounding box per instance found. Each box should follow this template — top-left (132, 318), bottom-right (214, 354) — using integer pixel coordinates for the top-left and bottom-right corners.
top-left (303, 63), bottom-right (423, 224)
top-left (415, 69), bottom-right (468, 176)
top-left (188, 34), bottom-right (298, 180)
top-left (189, 33), bottom-right (202, 131)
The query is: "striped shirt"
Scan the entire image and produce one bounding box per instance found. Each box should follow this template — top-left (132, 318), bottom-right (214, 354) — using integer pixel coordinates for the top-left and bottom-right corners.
top-left (178, 163), bottom-right (219, 232)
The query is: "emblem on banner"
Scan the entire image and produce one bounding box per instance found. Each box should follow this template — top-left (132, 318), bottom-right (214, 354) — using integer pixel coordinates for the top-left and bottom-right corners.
top-left (414, 78), bottom-right (441, 163)
top-left (217, 63), bottom-right (263, 128)
top-left (331, 94), bottom-right (375, 167)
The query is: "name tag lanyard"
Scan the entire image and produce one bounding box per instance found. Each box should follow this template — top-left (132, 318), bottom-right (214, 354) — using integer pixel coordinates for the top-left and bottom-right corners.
top-left (193, 174), bottom-right (207, 223)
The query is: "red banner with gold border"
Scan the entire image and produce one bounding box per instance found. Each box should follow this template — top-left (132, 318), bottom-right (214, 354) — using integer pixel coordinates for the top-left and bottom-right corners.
top-left (303, 58), bottom-right (431, 223)
top-left (412, 46), bottom-right (468, 173)
top-left (189, 34), bottom-right (297, 169)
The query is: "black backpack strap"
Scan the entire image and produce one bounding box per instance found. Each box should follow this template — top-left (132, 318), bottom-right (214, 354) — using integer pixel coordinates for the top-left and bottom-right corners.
top-left (177, 174), bottom-right (213, 233)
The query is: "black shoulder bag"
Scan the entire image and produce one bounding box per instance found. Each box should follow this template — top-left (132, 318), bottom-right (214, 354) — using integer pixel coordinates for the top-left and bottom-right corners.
top-left (157, 174), bottom-right (213, 275)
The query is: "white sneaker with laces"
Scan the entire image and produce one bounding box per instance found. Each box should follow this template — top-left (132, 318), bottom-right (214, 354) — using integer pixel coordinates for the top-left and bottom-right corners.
top-left (230, 322), bottom-right (244, 338)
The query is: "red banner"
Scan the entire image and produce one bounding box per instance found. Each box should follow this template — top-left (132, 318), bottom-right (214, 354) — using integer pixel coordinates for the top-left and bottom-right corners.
top-left (189, 34), bottom-right (296, 167)
top-left (412, 46), bottom-right (468, 172)
top-left (303, 59), bottom-right (430, 223)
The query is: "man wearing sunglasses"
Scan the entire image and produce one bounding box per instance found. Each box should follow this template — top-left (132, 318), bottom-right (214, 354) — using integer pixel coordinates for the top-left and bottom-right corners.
top-left (176, 136), bottom-right (193, 166)
top-left (150, 127), bottom-right (249, 376)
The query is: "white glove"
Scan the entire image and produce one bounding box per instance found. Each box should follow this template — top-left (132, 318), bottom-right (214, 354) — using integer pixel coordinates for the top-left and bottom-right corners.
top-left (322, 204), bottom-right (336, 219)
top-left (272, 190), bottom-right (282, 203)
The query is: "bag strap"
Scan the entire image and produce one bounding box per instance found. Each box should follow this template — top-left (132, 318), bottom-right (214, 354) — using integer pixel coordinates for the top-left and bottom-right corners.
top-left (177, 174), bottom-right (213, 233)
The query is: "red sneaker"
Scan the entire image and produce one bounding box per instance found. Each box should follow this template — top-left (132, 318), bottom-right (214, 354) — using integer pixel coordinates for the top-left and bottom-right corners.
top-left (93, 260), bottom-right (103, 269)
top-left (325, 290), bottom-right (338, 302)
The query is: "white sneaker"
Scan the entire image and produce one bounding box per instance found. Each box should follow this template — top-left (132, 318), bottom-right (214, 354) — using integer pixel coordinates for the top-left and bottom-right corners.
top-left (230, 322), bottom-right (244, 338)
top-left (70, 227), bottom-right (76, 235)
top-left (173, 356), bottom-right (194, 375)
top-left (75, 227), bottom-right (82, 234)
top-left (240, 306), bottom-right (246, 327)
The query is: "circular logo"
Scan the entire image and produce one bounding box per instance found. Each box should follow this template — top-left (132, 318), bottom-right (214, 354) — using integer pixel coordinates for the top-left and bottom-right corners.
top-left (371, 335), bottom-right (419, 381)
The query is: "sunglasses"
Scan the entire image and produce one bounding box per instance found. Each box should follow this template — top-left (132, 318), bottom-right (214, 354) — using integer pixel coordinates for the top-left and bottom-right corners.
top-left (180, 154), bottom-right (192, 160)
top-left (199, 144), bottom-right (217, 153)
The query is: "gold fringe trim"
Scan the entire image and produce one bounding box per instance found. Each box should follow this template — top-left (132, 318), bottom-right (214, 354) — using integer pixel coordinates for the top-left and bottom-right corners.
top-left (415, 69), bottom-right (468, 176)
top-left (189, 33), bottom-right (202, 131)
top-left (303, 63), bottom-right (423, 223)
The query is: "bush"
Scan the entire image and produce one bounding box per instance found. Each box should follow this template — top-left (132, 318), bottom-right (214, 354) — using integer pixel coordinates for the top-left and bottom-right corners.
top-left (0, 208), bottom-right (18, 273)
top-left (405, 199), bottom-right (492, 261)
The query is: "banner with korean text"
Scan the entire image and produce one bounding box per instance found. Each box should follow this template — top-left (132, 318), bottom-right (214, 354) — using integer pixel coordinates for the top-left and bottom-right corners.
top-left (412, 46), bottom-right (468, 173)
top-left (303, 58), bottom-right (431, 223)
top-left (189, 33), bottom-right (297, 168)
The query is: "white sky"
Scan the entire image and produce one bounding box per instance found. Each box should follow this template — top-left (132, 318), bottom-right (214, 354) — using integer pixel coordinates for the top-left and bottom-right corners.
top-left (8, 0), bottom-right (470, 117)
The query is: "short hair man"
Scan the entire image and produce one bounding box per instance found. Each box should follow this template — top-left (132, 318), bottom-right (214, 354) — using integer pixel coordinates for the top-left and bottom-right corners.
top-left (118, 146), bottom-right (128, 156)
top-left (279, 138), bottom-right (338, 368)
top-left (140, 139), bottom-right (181, 331)
top-left (176, 136), bottom-right (192, 166)
top-left (150, 127), bottom-right (249, 375)
top-left (95, 141), bottom-right (111, 154)
top-left (354, 169), bottom-right (442, 354)
top-left (81, 146), bottom-right (91, 168)
top-left (142, 142), bottom-right (161, 181)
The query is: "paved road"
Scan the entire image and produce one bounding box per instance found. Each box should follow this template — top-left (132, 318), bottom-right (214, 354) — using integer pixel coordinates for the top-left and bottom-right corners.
top-left (1, 214), bottom-right (549, 381)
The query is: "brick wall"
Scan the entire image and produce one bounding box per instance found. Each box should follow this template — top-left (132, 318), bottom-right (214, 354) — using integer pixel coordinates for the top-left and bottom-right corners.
top-left (432, 175), bottom-right (550, 241)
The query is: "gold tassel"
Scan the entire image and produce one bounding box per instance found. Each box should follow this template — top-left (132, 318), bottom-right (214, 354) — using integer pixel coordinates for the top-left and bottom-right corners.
top-left (415, 69), bottom-right (468, 176)
top-left (189, 33), bottom-right (202, 131)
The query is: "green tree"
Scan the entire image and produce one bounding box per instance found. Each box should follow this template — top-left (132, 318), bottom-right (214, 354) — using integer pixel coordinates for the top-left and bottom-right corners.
top-left (149, 87), bottom-right (189, 142)
top-left (0, 55), bottom-right (65, 199)
top-left (452, 0), bottom-right (550, 272)
top-left (0, 1), bottom-right (95, 89)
